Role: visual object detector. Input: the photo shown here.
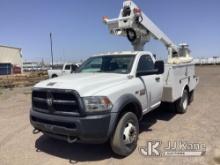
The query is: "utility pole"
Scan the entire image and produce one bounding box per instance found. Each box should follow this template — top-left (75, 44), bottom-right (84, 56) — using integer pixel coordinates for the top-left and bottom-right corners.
top-left (50, 32), bottom-right (54, 69)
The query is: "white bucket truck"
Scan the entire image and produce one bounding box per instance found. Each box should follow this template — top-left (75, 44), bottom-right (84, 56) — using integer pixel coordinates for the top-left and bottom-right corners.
top-left (30, 0), bottom-right (199, 156)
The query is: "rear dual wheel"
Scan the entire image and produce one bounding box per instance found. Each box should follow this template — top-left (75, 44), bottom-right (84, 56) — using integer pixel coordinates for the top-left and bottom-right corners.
top-left (175, 89), bottom-right (189, 114)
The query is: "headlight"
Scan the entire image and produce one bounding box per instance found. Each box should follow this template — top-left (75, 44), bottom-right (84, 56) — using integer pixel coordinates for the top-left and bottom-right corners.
top-left (83, 96), bottom-right (113, 112)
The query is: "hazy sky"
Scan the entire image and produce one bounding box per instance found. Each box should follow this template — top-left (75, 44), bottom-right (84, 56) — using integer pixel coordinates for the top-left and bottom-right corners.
top-left (0, 0), bottom-right (219, 62)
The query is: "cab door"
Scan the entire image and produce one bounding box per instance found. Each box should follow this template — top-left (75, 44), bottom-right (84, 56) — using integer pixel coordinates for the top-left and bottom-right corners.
top-left (63, 64), bottom-right (71, 75)
top-left (136, 55), bottom-right (163, 111)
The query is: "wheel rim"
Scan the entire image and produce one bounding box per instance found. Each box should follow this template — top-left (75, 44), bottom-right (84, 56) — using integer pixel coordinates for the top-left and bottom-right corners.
top-left (123, 122), bottom-right (137, 145)
top-left (183, 93), bottom-right (188, 110)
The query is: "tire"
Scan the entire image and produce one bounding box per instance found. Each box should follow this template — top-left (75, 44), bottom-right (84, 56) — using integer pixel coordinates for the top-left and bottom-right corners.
top-left (110, 112), bottom-right (139, 157)
top-left (52, 74), bottom-right (58, 78)
top-left (175, 89), bottom-right (189, 114)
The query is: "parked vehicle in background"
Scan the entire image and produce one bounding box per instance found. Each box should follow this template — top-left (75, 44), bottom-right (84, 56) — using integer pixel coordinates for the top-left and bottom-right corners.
top-left (47, 63), bottom-right (79, 78)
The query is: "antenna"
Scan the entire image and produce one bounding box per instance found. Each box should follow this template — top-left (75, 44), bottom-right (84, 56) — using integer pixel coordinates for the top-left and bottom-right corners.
top-left (50, 32), bottom-right (54, 69)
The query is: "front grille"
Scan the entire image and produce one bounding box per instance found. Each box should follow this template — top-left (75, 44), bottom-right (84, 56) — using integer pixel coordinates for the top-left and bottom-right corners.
top-left (32, 89), bottom-right (82, 116)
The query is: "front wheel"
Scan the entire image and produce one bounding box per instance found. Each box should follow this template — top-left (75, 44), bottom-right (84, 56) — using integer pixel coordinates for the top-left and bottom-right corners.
top-left (175, 89), bottom-right (189, 114)
top-left (110, 112), bottom-right (139, 157)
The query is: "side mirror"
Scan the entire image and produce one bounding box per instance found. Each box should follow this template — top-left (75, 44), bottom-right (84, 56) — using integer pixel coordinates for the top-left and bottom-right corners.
top-left (136, 60), bottom-right (165, 77)
top-left (155, 60), bottom-right (164, 74)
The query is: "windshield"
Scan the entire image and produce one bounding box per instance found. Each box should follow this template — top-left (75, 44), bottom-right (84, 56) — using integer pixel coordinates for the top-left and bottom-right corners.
top-left (78, 55), bottom-right (135, 74)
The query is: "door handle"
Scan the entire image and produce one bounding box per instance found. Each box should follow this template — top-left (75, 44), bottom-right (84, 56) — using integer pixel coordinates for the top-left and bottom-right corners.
top-left (155, 77), bottom-right (160, 82)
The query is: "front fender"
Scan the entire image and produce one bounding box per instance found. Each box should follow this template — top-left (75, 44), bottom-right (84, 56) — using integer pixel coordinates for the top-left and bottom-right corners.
top-left (107, 94), bottom-right (143, 137)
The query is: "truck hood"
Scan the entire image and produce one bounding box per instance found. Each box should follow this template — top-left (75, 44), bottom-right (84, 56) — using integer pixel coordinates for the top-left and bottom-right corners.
top-left (34, 73), bottom-right (129, 96)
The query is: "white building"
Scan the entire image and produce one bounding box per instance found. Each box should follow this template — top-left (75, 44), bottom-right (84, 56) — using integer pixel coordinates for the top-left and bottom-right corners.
top-left (0, 45), bottom-right (23, 69)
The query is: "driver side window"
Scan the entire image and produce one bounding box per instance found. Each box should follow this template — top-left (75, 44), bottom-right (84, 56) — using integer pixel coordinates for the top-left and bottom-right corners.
top-left (65, 65), bottom-right (71, 70)
top-left (137, 55), bottom-right (154, 72)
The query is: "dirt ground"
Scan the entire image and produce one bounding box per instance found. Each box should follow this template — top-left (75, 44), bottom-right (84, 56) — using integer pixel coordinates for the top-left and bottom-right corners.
top-left (0, 66), bottom-right (220, 165)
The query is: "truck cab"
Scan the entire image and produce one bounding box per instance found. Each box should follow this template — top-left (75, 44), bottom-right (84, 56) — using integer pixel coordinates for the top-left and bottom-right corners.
top-left (76, 51), bottom-right (164, 112)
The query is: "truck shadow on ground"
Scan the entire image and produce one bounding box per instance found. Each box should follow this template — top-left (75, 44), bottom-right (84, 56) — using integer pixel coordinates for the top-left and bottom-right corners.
top-left (35, 105), bottom-right (176, 163)
top-left (35, 136), bottom-right (112, 163)
top-left (139, 104), bottom-right (176, 133)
